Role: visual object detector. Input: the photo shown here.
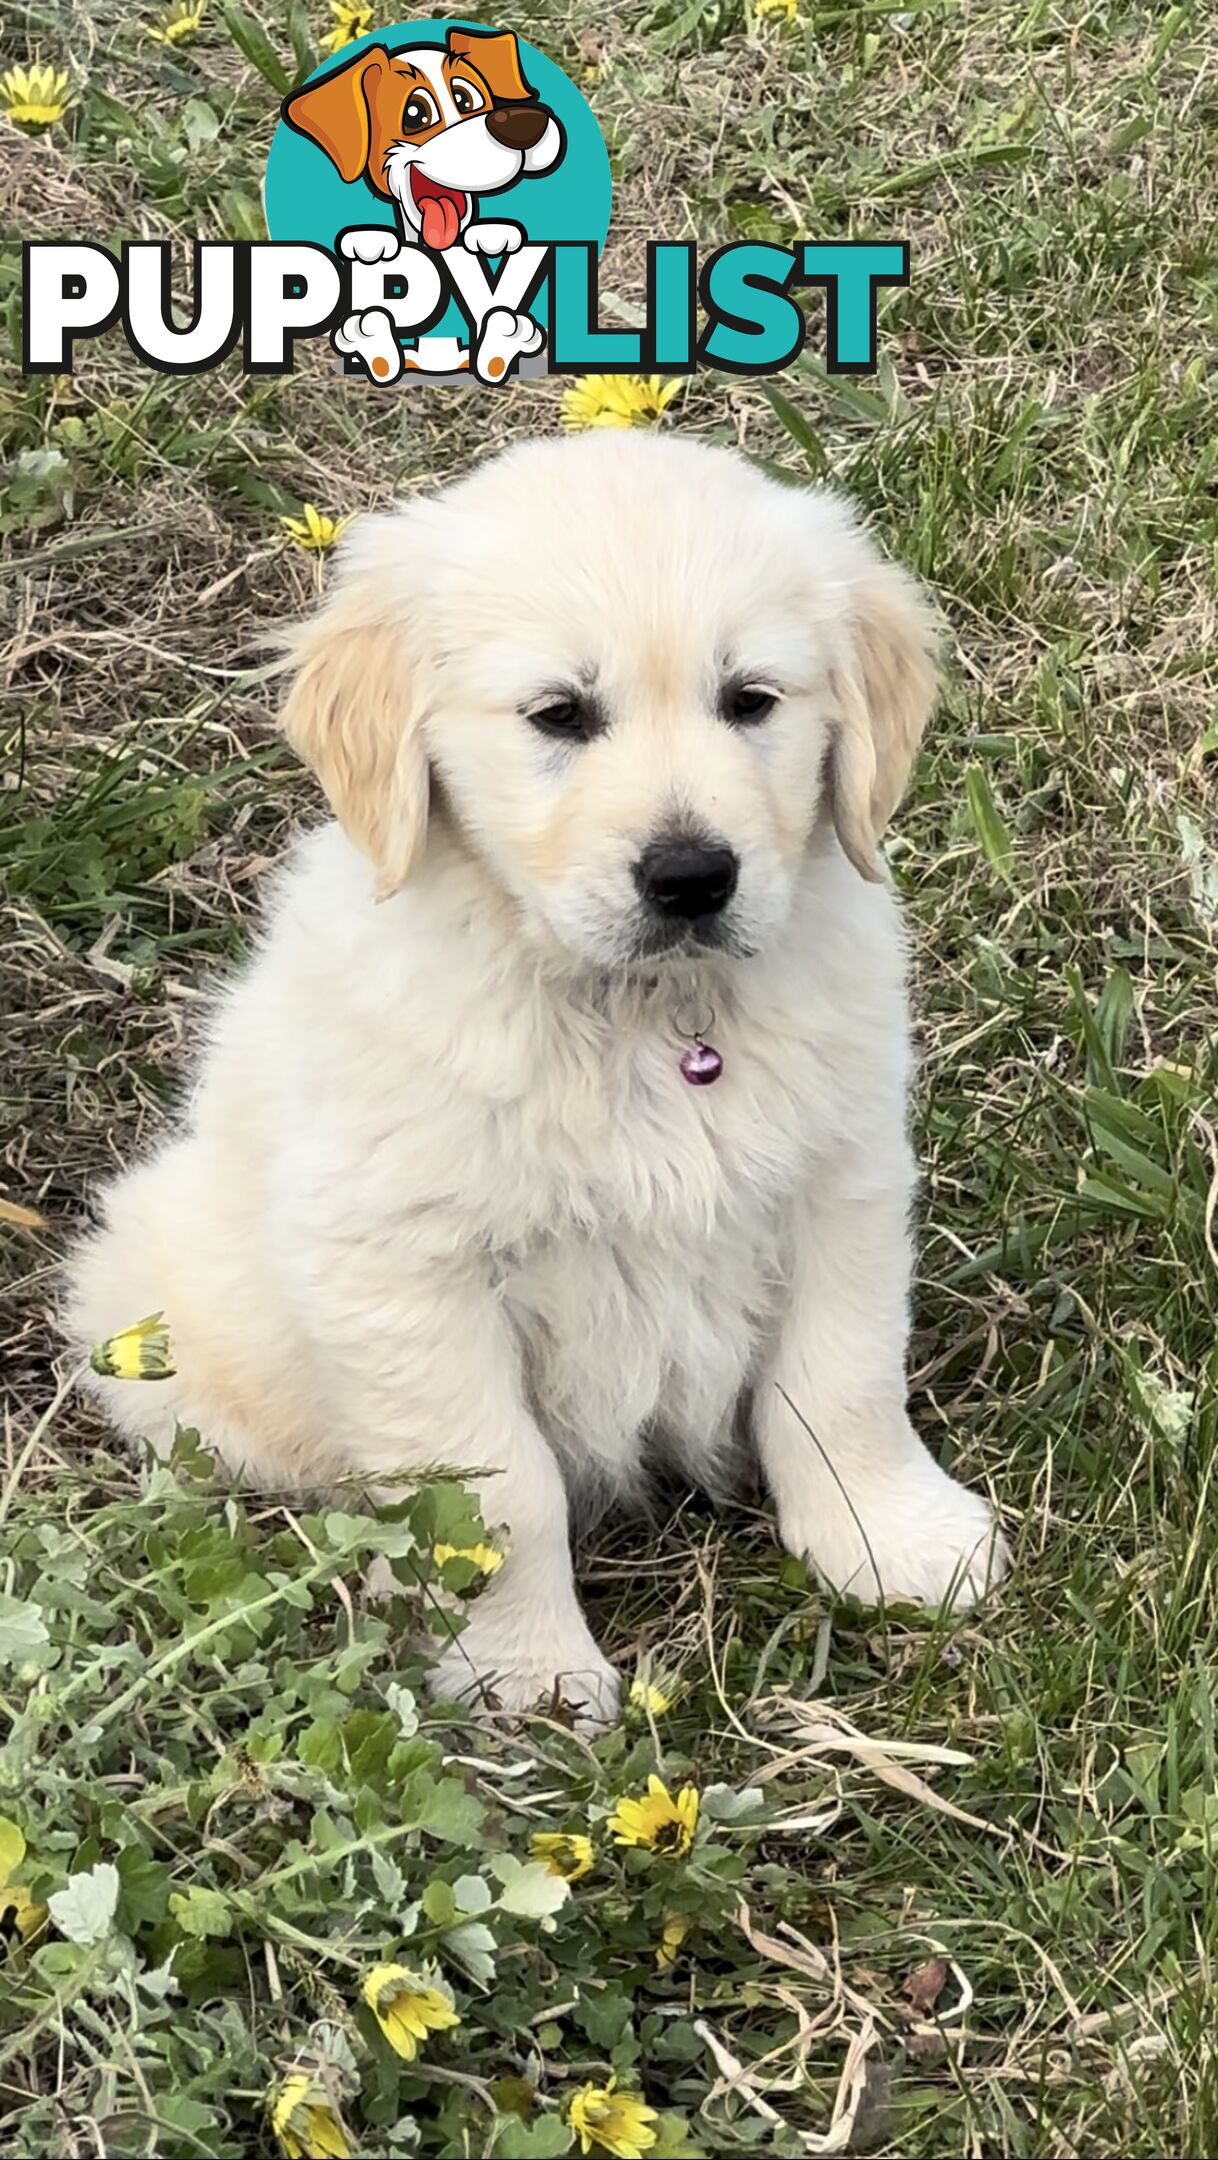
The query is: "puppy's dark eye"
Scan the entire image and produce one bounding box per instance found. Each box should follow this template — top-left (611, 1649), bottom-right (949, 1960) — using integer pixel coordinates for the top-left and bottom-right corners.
top-left (525, 694), bottom-right (600, 742)
top-left (723, 682), bottom-right (779, 726)
top-left (403, 90), bottom-right (439, 130)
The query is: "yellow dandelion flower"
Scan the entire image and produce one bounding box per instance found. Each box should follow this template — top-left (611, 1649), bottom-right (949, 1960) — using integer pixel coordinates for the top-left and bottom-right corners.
top-left (757, 0), bottom-right (798, 19)
top-left (89, 1312), bottom-right (175, 1382)
top-left (269, 2074), bottom-right (351, 2160)
top-left (320, 0), bottom-right (373, 54)
top-left (655, 1911), bottom-right (690, 1970)
top-left (2, 65), bottom-right (75, 128)
top-left (530, 1830), bottom-right (595, 1882)
top-left (433, 1540), bottom-right (504, 1577)
top-left (568, 2078), bottom-right (658, 2159)
top-left (281, 503), bottom-right (353, 552)
top-left (560, 375), bottom-right (681, 432)
top-left (0, 1819), bottom-right (47, 1954)
top-left (146, 1), bottom-right (207, 45)
top-left (628, 1677), bottom-right (676, 1717)
top-left (361, 1961), bottom-right (461, 2061)
top-left (607, 1775), bottom-right (698, 1859)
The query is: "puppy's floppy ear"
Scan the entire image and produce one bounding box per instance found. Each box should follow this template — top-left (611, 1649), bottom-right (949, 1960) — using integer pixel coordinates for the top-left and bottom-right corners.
top-left (280, 520), bottom-right (429, 898)
top-left (282, 46), bottom-right (388, 183)
top-left (447, 25), bottom-right (536, 102)
top-left (830, 542), bottom-right (941, 883)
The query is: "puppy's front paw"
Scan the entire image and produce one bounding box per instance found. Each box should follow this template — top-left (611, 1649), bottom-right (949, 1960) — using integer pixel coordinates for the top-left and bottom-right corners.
top-left (339, 227), bottom-right (402, 265)
top-left (462, 220), bottom-right (524, 256)
top-left (428, 1597), bottom-right (620, 1729)
top-left (782, 1456), bottom-right (1008, 1613)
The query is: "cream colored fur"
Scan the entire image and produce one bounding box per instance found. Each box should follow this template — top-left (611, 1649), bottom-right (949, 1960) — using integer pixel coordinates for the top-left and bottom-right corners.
top-left (67, 433), bottom-right (1006, 1722)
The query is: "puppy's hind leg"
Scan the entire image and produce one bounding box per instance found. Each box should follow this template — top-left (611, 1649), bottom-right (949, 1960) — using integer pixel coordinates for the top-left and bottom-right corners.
top-left (472, 307), bottom-right (543, 386)
top-left (332, 308), bottom-right (405, 384)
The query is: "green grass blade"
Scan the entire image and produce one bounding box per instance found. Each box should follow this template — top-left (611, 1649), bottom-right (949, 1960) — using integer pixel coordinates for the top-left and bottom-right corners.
top-left (757, 382), bottom-right (827, 475)
top-left (964, 765), bottom-right (1017, 886)
top-left (222, 3), bottom-right (293, 92)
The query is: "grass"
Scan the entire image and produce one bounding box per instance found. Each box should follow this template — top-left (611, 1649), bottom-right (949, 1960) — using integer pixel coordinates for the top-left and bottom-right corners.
top-left (2, 0), bottom-right (1217, 2153)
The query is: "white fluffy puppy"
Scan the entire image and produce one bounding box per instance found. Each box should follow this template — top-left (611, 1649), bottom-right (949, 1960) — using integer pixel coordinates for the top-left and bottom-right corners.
top-left (68, 433), bottom-right (1006, 1722)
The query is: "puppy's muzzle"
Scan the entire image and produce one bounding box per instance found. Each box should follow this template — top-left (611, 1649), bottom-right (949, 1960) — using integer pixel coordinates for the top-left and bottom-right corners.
top-left (486, 104), bottom-right (552, 151)
top-left (632, 838), bottom-right (739, 922)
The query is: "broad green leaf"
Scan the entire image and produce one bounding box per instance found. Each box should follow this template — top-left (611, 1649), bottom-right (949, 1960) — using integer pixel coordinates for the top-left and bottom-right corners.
top-left (492, 1856), bottom-right (570, 1921)
top-left (653, 2021), bottom-right (704, 2063)
top-left (370, 1847), bottom-right (408, 1907)
top-left (1129, 1365), bottom-right (1195, 1447)
top-left (453, 1873), bottom-right (493, 1915)
top-left (31, 1940), bottom-right (92, 1984)
top-left (169, 1884), bottom-right (233, 1937)
top-left (423, 1878), bottom-right (458, 1926)
top-left (116, 1845), bottom-right (171, 1931)
top-left (155, 2097), bottom-right (222, 2143)
top-left (48, 1863), bottom-right (120, 1945)
top-left (0, 1595), bottom-right (51, 1667)
top-left (411, 1776), bottom-right (485, 1847)
top-left (495, 2113), bottom-right (574, 2158)
top-left (1124, 1742), bottom-right (1163, 1814)
top-left (647, 2111), bottom-right (702, 2157)
top-left (700, 1783), bottom-right (765, 1822)
top-left (443, 1919), bottom-right (498, 1986)
top-left (385, 1682), bottom-right (419, 1737)
top-left (137, 1953), bottom-right (182, 2001)
top-left (321, 1511), bottom-right (375, 1553)
top-left (575, 1985), bottom-right (634, 2048)
top-left (181, 98), bottom-right (219, 152)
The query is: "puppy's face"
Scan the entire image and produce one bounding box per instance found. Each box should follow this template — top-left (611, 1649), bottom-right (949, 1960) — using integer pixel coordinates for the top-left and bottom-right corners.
top-left (282, 436), bottom-right (939, 970)
top-left (284, 30), bottom-right (564, 247)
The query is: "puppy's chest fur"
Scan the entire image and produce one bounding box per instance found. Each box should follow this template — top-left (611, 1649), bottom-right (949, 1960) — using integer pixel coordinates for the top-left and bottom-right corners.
top-left (486, 1000), bottom-right (819, 1494)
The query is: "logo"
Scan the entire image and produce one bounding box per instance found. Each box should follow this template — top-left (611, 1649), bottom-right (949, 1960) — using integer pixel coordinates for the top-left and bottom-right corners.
top-left (268, 19), bottom-right (609, 385)
top-left (20, 17), bottom-right (909, 385)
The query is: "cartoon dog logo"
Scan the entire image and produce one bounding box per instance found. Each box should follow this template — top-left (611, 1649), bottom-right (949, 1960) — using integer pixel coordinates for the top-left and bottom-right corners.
top-left (284, 26), bottom-right (565, 385)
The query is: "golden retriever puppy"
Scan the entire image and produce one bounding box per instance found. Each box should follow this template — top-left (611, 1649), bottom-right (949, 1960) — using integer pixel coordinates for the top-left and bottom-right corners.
top-left (68, 433), bottom-right (1006, 1721)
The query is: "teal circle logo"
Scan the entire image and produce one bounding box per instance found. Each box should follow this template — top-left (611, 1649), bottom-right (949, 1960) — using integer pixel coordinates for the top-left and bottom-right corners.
top-left (263, 18), bottom-right (611, 383)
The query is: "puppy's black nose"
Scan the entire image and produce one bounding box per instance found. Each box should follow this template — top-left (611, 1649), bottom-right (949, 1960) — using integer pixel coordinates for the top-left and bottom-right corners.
top-left (633, 838), bottom-right (739, 920)
top-left (486, 104), bottom-right (550, 150)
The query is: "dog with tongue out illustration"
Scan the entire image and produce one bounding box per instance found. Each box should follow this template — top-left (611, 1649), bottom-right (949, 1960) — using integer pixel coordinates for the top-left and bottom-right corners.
top-left (283, 25), bottom-right (564, 384)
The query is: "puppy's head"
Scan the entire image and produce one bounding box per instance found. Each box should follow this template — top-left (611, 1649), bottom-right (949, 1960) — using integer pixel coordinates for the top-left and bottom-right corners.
top-left (281, 435), bottom-right (940, 964)
top-left (283, 30), bottom-right (563, 241)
